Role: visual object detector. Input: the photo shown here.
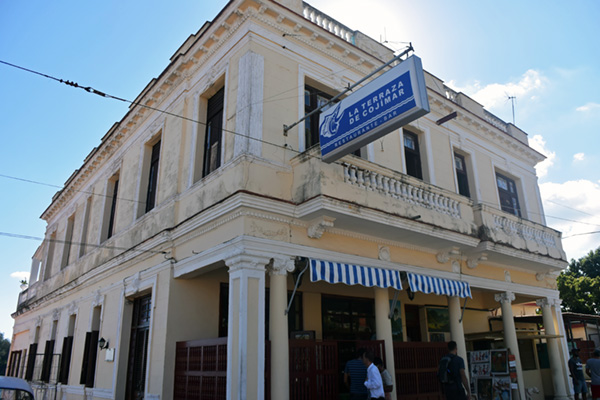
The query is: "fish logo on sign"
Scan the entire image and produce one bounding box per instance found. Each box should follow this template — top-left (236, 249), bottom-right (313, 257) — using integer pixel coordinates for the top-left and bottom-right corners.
top-left (319, 103), bottom-right (343, 138)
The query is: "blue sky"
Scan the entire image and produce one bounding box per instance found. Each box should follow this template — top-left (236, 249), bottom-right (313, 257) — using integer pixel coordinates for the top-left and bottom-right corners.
top-left (0, 0), bottom-right (599, 338)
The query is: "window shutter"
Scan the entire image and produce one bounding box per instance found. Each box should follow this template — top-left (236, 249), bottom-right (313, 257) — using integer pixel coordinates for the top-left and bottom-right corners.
top-left (25, 343), bottom-right (37, 381)
top-left (60, 336), bottom-right (74, 384)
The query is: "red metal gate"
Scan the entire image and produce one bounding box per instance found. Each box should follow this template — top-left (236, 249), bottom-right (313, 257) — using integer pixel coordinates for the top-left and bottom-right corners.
top-left (174, 338), bottom-right (227, 400)
top-left (289, 340), bottom-right (338, 400)
top-left (394, 342), bottom-right (446, 400)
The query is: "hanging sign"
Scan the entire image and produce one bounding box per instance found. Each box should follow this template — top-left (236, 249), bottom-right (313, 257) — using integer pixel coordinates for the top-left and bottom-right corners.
top-left (319, 55), bottom-right (430, 163)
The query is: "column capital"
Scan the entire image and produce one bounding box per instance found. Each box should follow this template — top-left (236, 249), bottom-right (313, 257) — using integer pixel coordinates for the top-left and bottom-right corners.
top-left (269, 257), bottom-right (295, 276)
top-left (224, 250), bottom-right (271, 273)
top-left (494, 291), bottom-right (515, 304)
top-left (536, 297), bottom-right (562, 308)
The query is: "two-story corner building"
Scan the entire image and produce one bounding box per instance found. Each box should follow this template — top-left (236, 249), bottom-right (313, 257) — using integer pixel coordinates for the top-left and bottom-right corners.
top-left (6, 1), bottom-right (571, 399)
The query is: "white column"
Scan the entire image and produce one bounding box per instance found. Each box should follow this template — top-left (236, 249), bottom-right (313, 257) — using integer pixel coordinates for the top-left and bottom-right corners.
top-left (374, 287), bottom-right (397, 400)
top-left (536, 298), bottom-right (569, 400)
top-left (448, 296), bottom-right (469, 385)
top-left (225, 253), bottom-right (270, 400)
top-left (553, 302), bottom-right (574, 398)
top-left (269, 257), bottom-right (295, 400)
top-left (495, 291), bottom-right (525, 400)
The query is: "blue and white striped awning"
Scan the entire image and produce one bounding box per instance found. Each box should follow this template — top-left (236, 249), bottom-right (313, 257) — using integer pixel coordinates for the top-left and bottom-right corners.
top-left (407, 272), bottom-right (472, 298)
top-left (310, 259), bottom-right (403, 290)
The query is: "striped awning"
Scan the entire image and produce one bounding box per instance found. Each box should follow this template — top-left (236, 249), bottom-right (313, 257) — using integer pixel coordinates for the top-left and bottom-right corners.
top-left (407, 272), bottom-right (472, 298)
top-left (310, 259), bottom-right (403, 290)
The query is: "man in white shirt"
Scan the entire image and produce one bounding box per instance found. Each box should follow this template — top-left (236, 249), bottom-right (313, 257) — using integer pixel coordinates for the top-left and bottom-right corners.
top-left (363, 350), bottom-right (385, 400)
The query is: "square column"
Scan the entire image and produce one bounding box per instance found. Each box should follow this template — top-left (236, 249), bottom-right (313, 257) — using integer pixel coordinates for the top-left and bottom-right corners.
top-left (225, 253), bottom-right (271, 400)
top-left (495, 291), bottom-right (526, 400)
top-left (268, 257), bottom-right (295, 400)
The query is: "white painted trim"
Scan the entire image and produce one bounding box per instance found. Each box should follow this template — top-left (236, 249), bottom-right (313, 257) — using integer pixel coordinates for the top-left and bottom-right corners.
top-left (187, 92), bottom-right (201, 189)
top-left (421, 125), bottom-right (436, 185)
top-left (367, 142), bottom-right (375, 162)
top-left (234, 50), bottom-right (264, 158)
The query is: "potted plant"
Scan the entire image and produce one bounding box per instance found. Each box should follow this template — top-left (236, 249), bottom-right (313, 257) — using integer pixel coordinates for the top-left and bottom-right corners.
top-left (19, 279), bottom-right (28, 290)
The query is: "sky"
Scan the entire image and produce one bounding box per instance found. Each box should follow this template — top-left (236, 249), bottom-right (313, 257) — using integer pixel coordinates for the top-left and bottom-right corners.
top-left (0, 0), bottom-right (598, 338)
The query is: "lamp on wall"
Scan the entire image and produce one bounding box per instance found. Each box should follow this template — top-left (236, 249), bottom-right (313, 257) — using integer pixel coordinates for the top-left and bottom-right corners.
top-left (98, 337), bottom-right (109, 350)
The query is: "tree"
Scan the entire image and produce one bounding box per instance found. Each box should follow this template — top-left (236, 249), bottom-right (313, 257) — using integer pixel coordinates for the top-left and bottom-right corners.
top-left (0, 332), bottom-right (10, 375)
top-left (557, 247), bottom-right (600, 314)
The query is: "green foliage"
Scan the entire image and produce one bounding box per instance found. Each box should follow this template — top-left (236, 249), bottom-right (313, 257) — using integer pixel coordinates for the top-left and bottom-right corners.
top-left (557, 247), bottom-right (600, 315)
top-left (0, 332), bottom-right (10, 375)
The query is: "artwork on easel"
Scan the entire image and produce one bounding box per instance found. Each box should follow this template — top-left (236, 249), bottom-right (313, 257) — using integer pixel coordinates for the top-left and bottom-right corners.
top-left (492, 376), bottom-right (511, 400)
top-left (490, 349), bottom-right (508, 374)
top-left (476, 377), bottom-right (493, 400)
top-left (471, 362), bottom-right (491, 377)
top-left (471, 350), bottom-right (490, 364)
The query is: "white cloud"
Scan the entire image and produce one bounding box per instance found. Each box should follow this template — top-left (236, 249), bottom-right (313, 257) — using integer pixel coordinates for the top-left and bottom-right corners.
top-left (447, 69), bottom-right (547, 110)
top-left (573, 153), bottom-right (585, 162)
top-left (540, 180), bottom-right (600, 260)
top-left (576, 102), bottom-right (600, 112)
top-left (10, 271), bottom-right (29, 281)
top-left (528, 135), bottom-right (555, 178)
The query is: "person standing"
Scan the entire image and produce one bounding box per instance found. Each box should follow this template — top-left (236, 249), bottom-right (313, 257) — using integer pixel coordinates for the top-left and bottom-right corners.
top-left (586, 348), bottom-right (600, 400)
top-left (363, 351), bottom-right (385, 400)
top-left (569, 348), bottom-right (588, 400)
top-left (345, 348), bottom-right (368, 400)
top-left (374, 357), bottom-right (393, 400)
top-left (440, 341), bottom-right (472, 400)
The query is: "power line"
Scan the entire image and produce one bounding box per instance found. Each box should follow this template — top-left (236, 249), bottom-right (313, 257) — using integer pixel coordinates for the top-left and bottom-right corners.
top-left (0, 231), bottom-right (168, 256)
top-left (562, 231), bottom-right (600, 239)
top-left (3, 60), bottom-right (598, 233)
top-left (0, 173), bottom-right (145, 205)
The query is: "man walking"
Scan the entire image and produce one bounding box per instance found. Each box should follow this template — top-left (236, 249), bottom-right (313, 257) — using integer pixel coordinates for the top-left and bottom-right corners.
top-left (586, 348), bottom-right (600, 400)
top-left (569, 348), bottom-right (587, 400)
top-left (440, 341), bottom-right (472, 400)
top-left (345, 348), bottom-right (368, 400)
top-left (363, 350), bottom-right (385, 400)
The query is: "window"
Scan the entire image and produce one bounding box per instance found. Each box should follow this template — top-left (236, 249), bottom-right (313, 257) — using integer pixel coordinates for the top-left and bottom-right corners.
top-left (305, 85), bottom-right (332, 149)
top-left (403, 129), bottom-right (423, 179)
top-left (454, 153), bottom-right (471, 198)
top-left (59, 315), bottom-right (76, 384)
top-left (61, 214), bottom-right (75, 268)
top-left (79, 197), bottom-right (92, 258)
top-left (125, 294), bottom-right (152, 400)
top-left (321, 295), bottom-right (375, 340)
top-left (44, 232), bottom-right (57, 281)
top-left (203, 87), bottom-right (224, 177)
top-left (101, 173), bottom-right (119, 241)
top-left (80, 306), bottom-right (101, 387)
top-left (496, 172), bottom-right (521, 217)
top-left (145, 141), bottom-right (160, 213)
top-left (40, 320), bottom-right (58, 383)
top-left (7, 350), bottom-right (22, 377)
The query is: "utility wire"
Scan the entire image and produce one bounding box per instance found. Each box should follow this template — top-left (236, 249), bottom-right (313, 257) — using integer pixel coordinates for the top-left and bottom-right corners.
top-left (3, 60), bottom-right (598, 231)
top-left (562, 231), bottom-right (600, 239)
top-left (0, 232), bottom-right (168, 256)
top-left (0, 173), bottom-right (145, 205)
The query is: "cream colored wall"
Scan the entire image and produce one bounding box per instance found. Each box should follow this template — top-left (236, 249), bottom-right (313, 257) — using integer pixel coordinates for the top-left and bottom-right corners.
top-left (161, 270), bottom-right (226, 399)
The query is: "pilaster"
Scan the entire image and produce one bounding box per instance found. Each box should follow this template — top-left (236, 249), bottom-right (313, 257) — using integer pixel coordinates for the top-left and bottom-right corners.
top-left (225, 253), bottom-right (270, 400)
top-left (268, 257), bottom-right (294, 400)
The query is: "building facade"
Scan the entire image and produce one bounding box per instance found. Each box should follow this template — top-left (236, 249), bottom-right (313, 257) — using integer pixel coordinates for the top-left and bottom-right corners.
top-left (7, 1), bottom-right (572, 399)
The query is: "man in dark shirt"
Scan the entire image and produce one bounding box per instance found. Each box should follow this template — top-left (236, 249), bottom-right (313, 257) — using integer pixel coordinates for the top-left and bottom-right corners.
top-left (441, 341), bottom-right (471, 400)
top-left (569, 348), bottom-right (588, 400)
top-left (345, 348), bottom-right (368, 400)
